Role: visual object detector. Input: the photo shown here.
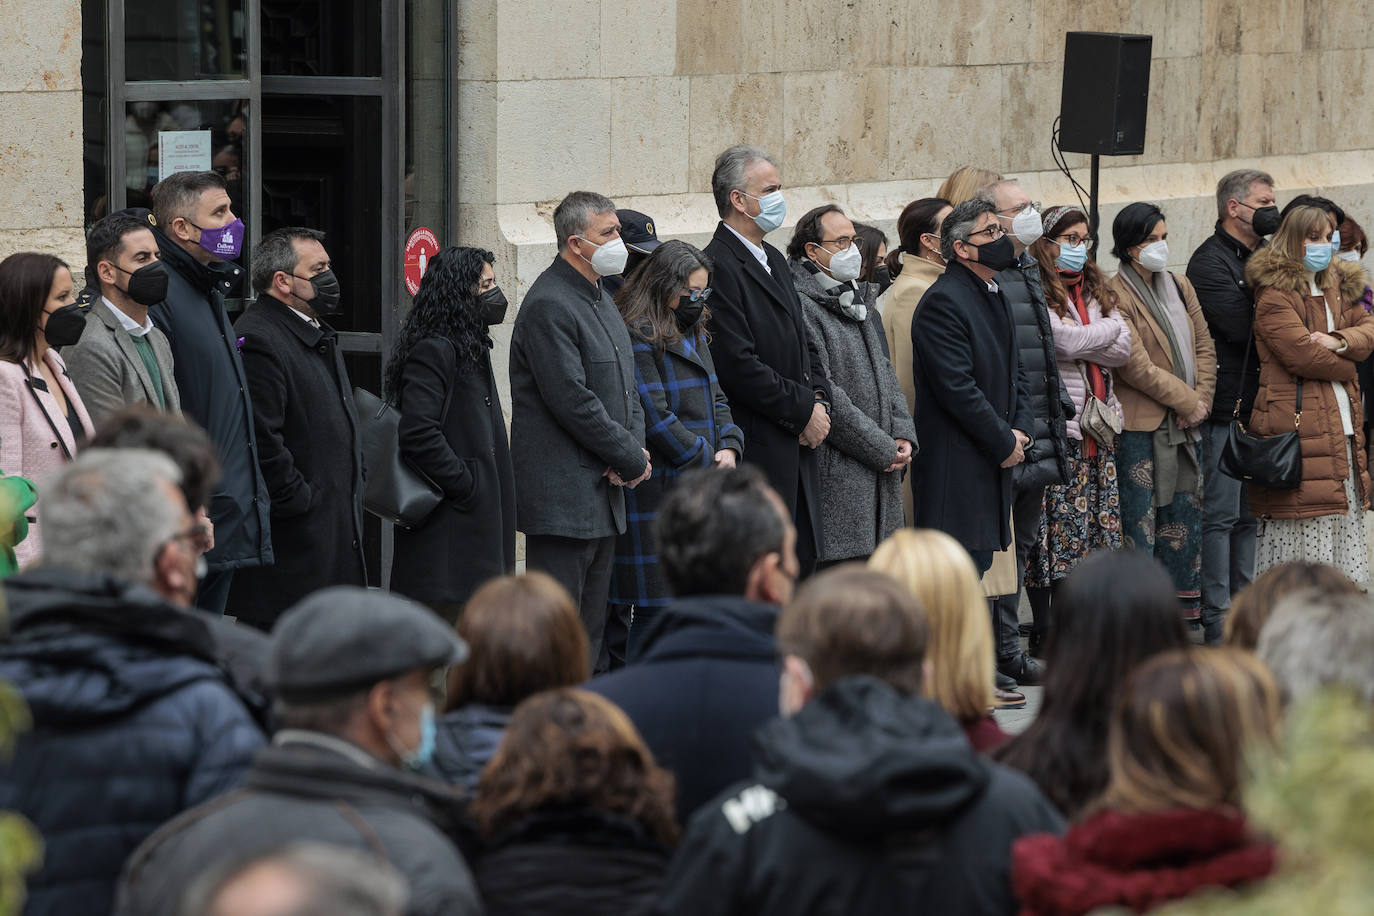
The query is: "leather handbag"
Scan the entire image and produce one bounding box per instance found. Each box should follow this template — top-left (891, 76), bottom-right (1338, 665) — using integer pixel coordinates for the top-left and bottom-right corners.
top-left (1217, 326), bottom-right (1303, 490)
top-left (1076, 362), bottom-right (1123, 448)
top-left (354, 385), bottom-right (445, 528)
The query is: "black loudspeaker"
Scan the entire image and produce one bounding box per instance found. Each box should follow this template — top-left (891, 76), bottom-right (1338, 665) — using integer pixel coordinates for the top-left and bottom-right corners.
top-left (1058, 32), bottom-right (1153, 156)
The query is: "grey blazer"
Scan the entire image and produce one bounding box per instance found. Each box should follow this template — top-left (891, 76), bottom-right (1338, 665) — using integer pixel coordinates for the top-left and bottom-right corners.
top-left (509, 256), bottom-right (647, 540)
top-left (62, 302), bottom-right (181, 426)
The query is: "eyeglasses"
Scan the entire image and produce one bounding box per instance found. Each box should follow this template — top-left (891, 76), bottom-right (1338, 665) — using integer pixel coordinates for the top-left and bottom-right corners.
top-left (1055, 233), bottom-right (1094, 247)
top-left (997, 201), bottom-right (1042, 217)
top-left (682, 287), bottom-right (712, 302)
top-left (819, 236), bottom-right (859, 250)
top-left (968, 224), bottom-right (1007, 241)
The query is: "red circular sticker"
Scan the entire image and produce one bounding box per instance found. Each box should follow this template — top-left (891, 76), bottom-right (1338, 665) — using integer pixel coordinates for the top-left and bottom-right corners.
top-left (404, 227), bottom-right (440, 296)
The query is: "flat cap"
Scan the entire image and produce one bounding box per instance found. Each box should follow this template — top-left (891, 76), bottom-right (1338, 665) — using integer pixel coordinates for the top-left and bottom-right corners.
top-left (269, 587), bottom-right (469, 701)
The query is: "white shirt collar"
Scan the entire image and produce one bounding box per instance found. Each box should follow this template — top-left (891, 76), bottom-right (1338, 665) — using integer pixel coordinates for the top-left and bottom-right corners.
top-left (985, 278), bottom-right (1000, 293)
top-left (724, 222), bottom-right (772, 275)
top-left (100, 297), bottom-right (155, 337)
top-left (286, 303), bottom-right (321, 328)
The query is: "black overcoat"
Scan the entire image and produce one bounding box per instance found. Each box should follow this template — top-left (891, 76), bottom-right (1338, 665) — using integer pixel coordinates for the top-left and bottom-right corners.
top-left (911, 261), bottom-right (1033, 554)
top-left (227, 296), bottom-right (366, 627)
top-left (703, 224), bottom-right (830, 555)
top-left (390, 337), bottom-right (516, 604)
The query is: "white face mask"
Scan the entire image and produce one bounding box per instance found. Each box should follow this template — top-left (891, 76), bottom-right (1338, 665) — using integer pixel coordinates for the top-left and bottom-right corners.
top-left (1337, 249), bottom-right (1362, 263)
top-left (1011, 205), bottom-right (1044, 246)
top-left (575, 235), bottom-right (629, 276)
top-left (1136, 240), bottom-right (1169, 272)
top-left (822, 243), bottom-right (863, 282)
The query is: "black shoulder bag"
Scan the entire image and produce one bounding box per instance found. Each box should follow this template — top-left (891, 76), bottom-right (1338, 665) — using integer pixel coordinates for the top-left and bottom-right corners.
top-left (1218, 324), bottom-right (1303, 490)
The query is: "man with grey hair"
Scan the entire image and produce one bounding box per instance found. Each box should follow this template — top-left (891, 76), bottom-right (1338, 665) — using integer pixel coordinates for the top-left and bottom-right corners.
top-left (1257, 589), bottom-right (1374, 707)
top-left (180, 843), bottom-right (407, 916)
top-left (911, 198), bottom-right (1032, 575)
top-left (0, 448), bottom-right (265, 916)
top-left (704, 145), bottom-right (832, 575)
top-left (227, 226), bottom-right (365, 630)
top-left (1186, 168), bottom-right (1278, 643)
top-left (510, 190), bottom-right (649, 672)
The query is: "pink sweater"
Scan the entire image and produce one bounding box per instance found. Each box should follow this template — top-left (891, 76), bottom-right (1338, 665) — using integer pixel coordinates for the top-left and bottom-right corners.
top-left (1049, 294), bottom-right (1132, 443)
top-left (0, 350), bottom-right (95, 569)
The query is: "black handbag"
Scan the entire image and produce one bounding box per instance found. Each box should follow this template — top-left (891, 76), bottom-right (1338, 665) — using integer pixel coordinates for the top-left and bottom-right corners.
top-left (354, 385), bottom-right (446, 529)
top-left (1218, 325), bottom-right (1303, 490)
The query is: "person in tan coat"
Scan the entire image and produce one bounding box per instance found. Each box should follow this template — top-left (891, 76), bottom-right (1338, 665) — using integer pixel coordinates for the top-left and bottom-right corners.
top-left (1245, 204), bottom-right (1374, 583)
top-left (1106, 203), bottom-right (1217, 619)
top-left (880, 197), bottom-right (951, 525)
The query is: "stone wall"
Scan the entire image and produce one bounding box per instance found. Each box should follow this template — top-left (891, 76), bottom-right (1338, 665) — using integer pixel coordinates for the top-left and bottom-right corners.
top-left (0, 0), bottom-right (85, 269)
top-left (456, 0), bottom-right (1374, 400)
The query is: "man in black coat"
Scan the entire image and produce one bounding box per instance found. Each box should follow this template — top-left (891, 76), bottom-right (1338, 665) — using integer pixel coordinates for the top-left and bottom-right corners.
top-left (912, 198), bottom-right (1033, 575)
top-left (510, 191), bottom-right (649, 672)
top-left (116, 588), bottom-right (482, 916)
top-left (0, 449), bottom-right (265, 916)
top-left (704, 145), bottom-right (832, 575)
top-left (651, 568), bottom-right (1064, 916)
top-left (985, 179), bottom-right (1073, 685)
top-left (1186, 168), bottom-right (1275, 644)
top-left (588, 466), bottom-right (796, 823)
top-left (148, 172), bottom-right (272, 614)
top-left (227, 227), bottom-right (366, 630)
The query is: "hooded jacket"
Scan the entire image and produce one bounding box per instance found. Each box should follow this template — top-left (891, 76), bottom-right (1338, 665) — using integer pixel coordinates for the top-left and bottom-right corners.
top-left (651, 676), bottom-right (1065, 916)
top-left (117, 736), bottom-right (483, 916)
top-left (586, 594), bottom-right (780, 823)
top-left (430, 702), bottom-right (512, 791)
top-left (0, 569), bottom-right (265, 916)
top-left (1244, 249), bottom-right (1374, 519)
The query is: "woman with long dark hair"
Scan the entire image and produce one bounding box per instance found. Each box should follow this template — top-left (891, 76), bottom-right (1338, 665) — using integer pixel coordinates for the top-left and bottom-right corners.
top-left (386, 246), bottom-right (515, 620)
top-left (994, 549), bottom-right (1190, 819)
top-left (611, 240), bottom-right (742, 657)
top-left (0, 252), bottom-right (95, 568)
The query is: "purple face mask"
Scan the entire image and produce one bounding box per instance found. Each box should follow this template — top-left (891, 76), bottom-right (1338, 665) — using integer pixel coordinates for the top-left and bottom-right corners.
top-left (190, 218), bottom-right (245, 261)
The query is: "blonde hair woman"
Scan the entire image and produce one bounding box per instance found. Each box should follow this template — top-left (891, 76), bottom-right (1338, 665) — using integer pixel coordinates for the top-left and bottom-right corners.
top-left (936, 165), bottom-right (1004, 206)
top-left (870, 528), bottom-right (1009, 750)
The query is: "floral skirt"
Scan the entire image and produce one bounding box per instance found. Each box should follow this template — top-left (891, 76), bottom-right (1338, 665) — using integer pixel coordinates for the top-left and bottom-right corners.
top-left (1026, 438), bottom-right (1124, 587)
top-left (1116, 429), bottom-right (1204, 609)
top-left (1255, 438), bottom-right (1370, 584)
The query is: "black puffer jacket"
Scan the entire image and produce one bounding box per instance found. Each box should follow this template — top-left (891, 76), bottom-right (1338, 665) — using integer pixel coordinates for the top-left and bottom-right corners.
top-left (1186, 223), bottom-right (1262, 423)
top-left (651, 676), bottom-right (1065, 916)
top-left (0, 569), bottom-right (265, 916)
top-left (996, 254), bottom-right (1073, 490)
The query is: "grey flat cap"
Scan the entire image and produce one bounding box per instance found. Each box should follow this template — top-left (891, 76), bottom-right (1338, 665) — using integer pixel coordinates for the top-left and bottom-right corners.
top-left (269, 587), bottom-right (469, 701)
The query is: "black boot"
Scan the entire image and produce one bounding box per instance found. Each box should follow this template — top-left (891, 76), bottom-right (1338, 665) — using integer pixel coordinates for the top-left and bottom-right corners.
top-left (998, 652), bottom-right (1046, 687)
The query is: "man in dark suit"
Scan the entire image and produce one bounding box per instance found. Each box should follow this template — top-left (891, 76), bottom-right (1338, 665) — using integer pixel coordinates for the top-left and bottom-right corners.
top-left (911, 197), bottom-right (1033, 574)
top-left (704, 145), bottom-right (832, 574)
top-left (227, 227), bottom-right (366, 629)
top-left (510, 191), bottom-right (650, 672)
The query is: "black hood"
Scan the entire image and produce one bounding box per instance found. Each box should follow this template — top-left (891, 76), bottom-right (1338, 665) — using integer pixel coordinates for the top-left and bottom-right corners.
top-left (753, 676), bottom-right (989, 840)
top-left (0, 567), bottom-right (224, 725)
top-left (636, 594), bottom-right (778, 663)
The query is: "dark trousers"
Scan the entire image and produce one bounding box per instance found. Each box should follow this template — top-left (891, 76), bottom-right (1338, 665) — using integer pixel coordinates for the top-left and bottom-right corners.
top-left (526, 533), bottom-right (617, 673)
top-left (991, 484), bottom-right (1045, 663)
top-left (795, 483), bottom-right (820, 579)
top-left (196, 569), bottom-right (234, 616)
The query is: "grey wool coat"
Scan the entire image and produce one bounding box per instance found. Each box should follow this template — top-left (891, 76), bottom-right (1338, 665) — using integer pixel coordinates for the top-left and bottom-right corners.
top-left (510, 256), bottom-right (647, 540)
top-left (62, 300), bottom-right (181, 426)
top-left (791, 260), bottom-right (917, 561)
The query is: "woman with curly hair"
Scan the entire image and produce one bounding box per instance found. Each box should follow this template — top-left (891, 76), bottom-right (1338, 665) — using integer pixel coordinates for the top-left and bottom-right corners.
top-left (386, 246), bottom-right (515, 620)
top-left (470, 688), bottom-right (678, 915)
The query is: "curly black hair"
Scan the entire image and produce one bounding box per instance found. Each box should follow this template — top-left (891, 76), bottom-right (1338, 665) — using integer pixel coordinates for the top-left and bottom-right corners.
top-left (385, 246), bottom-right (495, 399)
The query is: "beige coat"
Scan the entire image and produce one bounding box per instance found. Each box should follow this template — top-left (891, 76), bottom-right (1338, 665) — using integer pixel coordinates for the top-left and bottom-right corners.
top-left (1105, 268), bottom-right (1217, 432)
top-left (881, 252), bottom-right (944, 524)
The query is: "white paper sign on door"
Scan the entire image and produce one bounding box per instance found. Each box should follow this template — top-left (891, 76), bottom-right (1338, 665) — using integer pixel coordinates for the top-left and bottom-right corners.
top-left (158, 130), bottom-right (213, 181)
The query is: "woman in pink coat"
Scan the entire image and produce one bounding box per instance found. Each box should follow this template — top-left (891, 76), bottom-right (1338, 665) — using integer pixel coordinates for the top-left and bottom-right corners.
top-left (0, 253), bottom-right (95, 569)
top-left (1024, 208), bottom-right (1132, 616)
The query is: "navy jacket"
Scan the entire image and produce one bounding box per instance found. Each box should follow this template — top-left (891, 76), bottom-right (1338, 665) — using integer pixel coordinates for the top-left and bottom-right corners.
top-left (0, 569), bottom-right (265, 916)
top-left (586, 594), bottom-right (779, 823)
top-left (429, 702), bottom-right (512, 791)
top-left (148, 233), bottom-right (273, 572)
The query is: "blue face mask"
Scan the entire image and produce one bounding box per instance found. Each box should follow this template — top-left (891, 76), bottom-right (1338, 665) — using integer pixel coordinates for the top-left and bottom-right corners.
top-left (744, 189), bottom-right (787, 234)
top-left (393, 701), bottom-right (437, 772)
top-left (1304, 242), bottom-right (1334, 273)
top-left (1331, 230), bottom-right (1342, 251)
top-left (1055, 242), bottom-right (1088, 272)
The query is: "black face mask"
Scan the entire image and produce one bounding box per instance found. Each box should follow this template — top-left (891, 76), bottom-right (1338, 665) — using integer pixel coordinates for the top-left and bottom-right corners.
top-left (294, 269), bottom-right (342, 315)
top-left (111, 260), bottom-right (169, 306)
top-left (675, 296), bottom-right (705, 332)
top-left (477, 286), bottom-right (509, 325)
top-left (872, 264), bottom-right (893, 296)
top-left (42, 303), bottom-right (88, 348)
top-left (968, 234), bottom-right (1017, 272)
top-left (1251, 205), bottom-right (1281, 237)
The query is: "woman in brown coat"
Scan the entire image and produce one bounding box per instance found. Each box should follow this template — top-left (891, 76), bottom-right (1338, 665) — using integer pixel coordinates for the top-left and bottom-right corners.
top-left (1245, 204), bottom-right (1374, 582)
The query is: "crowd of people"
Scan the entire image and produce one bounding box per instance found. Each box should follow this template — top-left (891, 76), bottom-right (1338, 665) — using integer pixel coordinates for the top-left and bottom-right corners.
top-left (0, 144), bottom-right (1371, 914)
